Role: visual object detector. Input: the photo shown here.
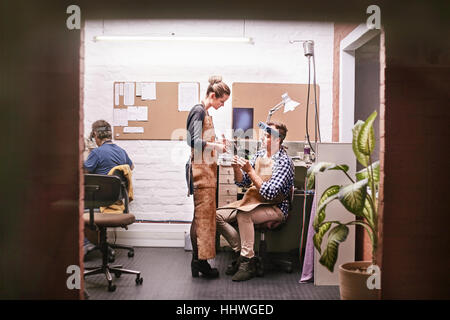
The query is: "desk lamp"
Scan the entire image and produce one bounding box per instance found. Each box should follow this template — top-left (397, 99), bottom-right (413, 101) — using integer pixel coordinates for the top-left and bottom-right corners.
top-left (266, 93), bottom-right (300, 122)
top-left (255, 93), bottom-right (300, 153)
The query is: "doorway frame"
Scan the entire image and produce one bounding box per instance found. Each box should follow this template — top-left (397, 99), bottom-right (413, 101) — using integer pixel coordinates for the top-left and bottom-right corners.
top-left (339, 23), bottom-right (380, 142)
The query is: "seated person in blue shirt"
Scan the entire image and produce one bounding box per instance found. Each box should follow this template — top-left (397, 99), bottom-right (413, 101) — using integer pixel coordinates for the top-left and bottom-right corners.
top-left (83, 120), bottom-right (134, 257)
top-left (216, 121), bottom-right (294, 282)
top-left (84, 120), bottom-right (134, 174)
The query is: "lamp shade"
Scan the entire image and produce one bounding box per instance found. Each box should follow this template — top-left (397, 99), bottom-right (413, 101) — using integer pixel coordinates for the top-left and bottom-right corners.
top-left (281, 93), bottom-right (300, 113)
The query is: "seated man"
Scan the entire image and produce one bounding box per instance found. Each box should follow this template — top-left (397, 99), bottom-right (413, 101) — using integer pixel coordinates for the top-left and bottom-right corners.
top-left (216, 121), bottom-right (294, 282)
top-left (83, 120), bottom-right (134, 258)
top-left (84, 120), bottom-right (134, 174)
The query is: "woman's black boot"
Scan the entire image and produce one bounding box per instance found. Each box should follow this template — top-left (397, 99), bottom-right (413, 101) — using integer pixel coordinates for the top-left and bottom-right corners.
top-left (191, 259), bottom-right (219, 279)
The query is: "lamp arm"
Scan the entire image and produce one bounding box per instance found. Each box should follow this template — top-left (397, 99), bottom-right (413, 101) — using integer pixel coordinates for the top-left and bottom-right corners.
top-left (266, 102), bottom-right (284, 122)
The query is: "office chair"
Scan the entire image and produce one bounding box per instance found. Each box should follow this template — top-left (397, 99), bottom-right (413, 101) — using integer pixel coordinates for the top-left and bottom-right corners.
top-left (254, 186), bottom-right (295, 277)
top-left (84, 169), bottom-right (135, 262)
top-left (84, 174), bottom-right (143, 292)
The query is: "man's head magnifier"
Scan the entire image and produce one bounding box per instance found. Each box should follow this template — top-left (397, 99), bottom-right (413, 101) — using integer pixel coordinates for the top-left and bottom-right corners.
top-left (258, 122), bottom-right (284, 139)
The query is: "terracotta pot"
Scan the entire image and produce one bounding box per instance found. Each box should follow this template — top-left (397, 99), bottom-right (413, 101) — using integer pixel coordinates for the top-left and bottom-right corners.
top-left (338, 261), bottom-right (380, 300)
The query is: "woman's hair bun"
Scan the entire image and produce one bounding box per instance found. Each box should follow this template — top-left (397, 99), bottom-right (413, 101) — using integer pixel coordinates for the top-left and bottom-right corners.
top-left (208, 75), bottom-right (222, 85)
top-left (206, 75), bottom-right (230, 98)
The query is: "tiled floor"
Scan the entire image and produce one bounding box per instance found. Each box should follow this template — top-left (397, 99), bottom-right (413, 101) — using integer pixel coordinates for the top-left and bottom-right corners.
top-left (84, 247), bottom-right (340, 300)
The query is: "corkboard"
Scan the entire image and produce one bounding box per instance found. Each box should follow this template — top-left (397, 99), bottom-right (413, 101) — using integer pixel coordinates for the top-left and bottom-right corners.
top-left (113, 82), bottom-right (198, 140)
top-left (232, 82), bottom-right (320, 141)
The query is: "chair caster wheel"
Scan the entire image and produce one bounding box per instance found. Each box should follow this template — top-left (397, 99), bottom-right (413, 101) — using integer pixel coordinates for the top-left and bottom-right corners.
top-left (109, 256), bottom-right (115, 263)
top-left (108, 284), bottom-right (116, 292)
top-left (135, 276), bottom-right (143, 285)
top-left (128, 251), bottom-right (134, 258)
top-left (114, 271), bottom-right (122, 278)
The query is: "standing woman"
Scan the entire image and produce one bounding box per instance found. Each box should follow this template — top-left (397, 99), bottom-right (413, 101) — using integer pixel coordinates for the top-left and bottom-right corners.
top-left (186, 76), bottom-right (230, 278)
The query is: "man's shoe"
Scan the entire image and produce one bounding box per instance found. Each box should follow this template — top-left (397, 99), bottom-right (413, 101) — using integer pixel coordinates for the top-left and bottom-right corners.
top-left (225, 251), bottom-right (241, 276)
top-left (232, 256), bottom-right (257, 282)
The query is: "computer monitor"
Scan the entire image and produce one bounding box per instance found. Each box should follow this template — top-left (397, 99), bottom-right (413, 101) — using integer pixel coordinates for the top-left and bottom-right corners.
top-left (232, 107), bottom-right (254, 139)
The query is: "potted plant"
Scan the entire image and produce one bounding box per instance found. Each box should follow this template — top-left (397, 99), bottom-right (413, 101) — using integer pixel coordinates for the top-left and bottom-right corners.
top-left (306, 110), bottom-right (380, 300)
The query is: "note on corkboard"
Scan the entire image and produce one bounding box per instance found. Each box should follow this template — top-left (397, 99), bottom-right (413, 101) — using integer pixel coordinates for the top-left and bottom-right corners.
top-left (113, 81), bottom-right (199, 140)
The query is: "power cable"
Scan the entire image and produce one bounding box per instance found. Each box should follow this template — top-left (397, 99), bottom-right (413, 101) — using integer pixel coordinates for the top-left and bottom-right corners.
top-left (305, 56), bottom-right (315, 154)
top-left (312, 54), bottom-right (321, 145)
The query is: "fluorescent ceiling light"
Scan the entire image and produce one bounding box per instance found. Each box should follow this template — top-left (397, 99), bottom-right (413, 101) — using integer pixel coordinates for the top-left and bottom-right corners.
top-left (94, 35), bottom-right (253, 43)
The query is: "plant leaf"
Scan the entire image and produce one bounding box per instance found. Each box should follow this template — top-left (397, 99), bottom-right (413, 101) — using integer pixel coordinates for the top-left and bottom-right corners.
top-left (317, 185), bottom-right (341, 216)
top-left (306, 172), bottom-right (315, 190)
top-left (307, 162), bottom-right (336, 176)
top-left (352, 120), bottom-right (369, 167)
top-left (313, 185), bottom-right (341, 231)
top-left (338, 179), bottom-right (368, 216)
top-left (356, 161), bottom-right (380, 185)
top-left (313, 222), bottom-right (332, 254)
top-left (313, 207), bottom-right (326, 233)
top-left (357, 110), bottom-right (377, 156)
top-left (306, 162), bottom-right (349, 190)
top-left (329, 164), bottom-right (349, 172)
top-left (319, 224), bottom-right (349, 272)
top-left (307, 162), bottom-right (333, 190)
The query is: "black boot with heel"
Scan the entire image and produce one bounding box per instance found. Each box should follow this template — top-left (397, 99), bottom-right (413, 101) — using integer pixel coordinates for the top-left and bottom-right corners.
top-left (191, 259), bottom-right (219, 279)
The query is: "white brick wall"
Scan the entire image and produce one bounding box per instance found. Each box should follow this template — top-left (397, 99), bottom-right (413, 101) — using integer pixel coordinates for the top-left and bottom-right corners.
top-left (115, 140), bottom-right (193, 221)
top-left (83, 19), bottom-right (334, 224)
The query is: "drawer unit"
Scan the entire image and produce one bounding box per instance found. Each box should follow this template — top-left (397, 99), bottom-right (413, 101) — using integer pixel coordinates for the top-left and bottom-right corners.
top-left (218, 195), bottom-right (237, 207)
top-left (217, 165), bottom-right (237, 208)
top-left (219, 166), bottom-right (234, 175)
top-left (218, 184), bottom-right (238, 196)
top-left (219, 174), bottom-right (234, 184)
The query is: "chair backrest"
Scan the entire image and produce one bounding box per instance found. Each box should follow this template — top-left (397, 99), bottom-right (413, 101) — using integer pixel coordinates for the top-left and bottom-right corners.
top-left (294, 166), bottom-right (307, 191)
top-left (84, 174), bottom-right (122, 209)
top-left (112, 169), bottom-right (130, 213)
top-left (112, 169), bottom-right (129, 190)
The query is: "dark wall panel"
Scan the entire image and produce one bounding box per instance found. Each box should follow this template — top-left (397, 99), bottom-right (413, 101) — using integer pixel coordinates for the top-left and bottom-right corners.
top-left (0, 1), bottom-right (81, 299)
